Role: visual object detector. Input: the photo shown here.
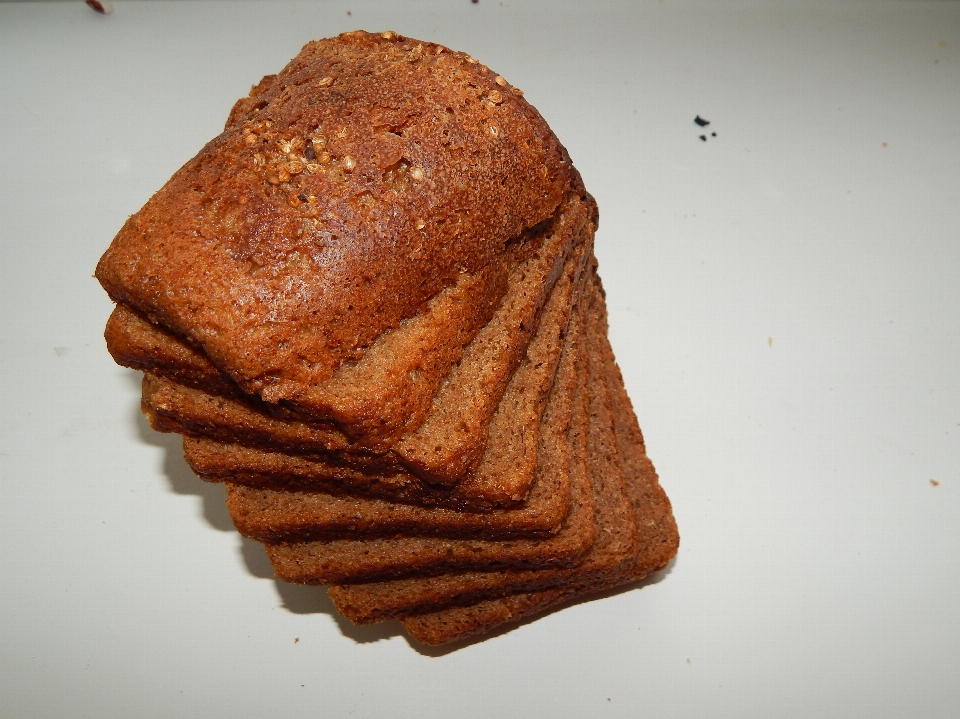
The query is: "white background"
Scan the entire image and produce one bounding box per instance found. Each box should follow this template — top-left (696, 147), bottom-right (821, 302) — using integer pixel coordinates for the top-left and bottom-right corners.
top-left (1, 1), bottom-right (958, 717)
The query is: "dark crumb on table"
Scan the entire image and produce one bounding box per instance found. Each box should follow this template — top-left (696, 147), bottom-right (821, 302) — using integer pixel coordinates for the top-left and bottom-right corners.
top-left (294, 637), bottom-right (300, 643)
top-left (694, 115), bottom-right (710, 127)
top-left (711, 132), bottom-right (717, 137)
top-left (699, 135), bottom-right (707, 142)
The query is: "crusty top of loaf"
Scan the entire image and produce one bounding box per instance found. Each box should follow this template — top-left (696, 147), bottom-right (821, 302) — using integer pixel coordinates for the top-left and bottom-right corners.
top-left (95, 31), bottom-right (573, 408)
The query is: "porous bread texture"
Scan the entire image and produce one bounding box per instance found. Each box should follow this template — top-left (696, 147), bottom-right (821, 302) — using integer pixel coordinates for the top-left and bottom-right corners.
top-left (129, 189), bottom-right (593, 471)
top-left (399, 285), bottom-right (680, 645)
top-left (174, 243), bottom-right (591, 510)
top-left (95, 30), bottom-right (574, 422)
top-left (223, 301), bottom-right (585, 542)
top-left (327, 303), bottom-right (639, 623)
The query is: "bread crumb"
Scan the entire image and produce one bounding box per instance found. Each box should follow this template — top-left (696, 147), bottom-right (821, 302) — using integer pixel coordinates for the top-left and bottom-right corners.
top-left (85, 0), bottom-right (113, 14)
top-left (930, 479), bottom-right (939, 486)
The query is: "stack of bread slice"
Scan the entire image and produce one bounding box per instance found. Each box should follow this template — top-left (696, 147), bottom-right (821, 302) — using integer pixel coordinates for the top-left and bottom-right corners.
top-left (95, 31), bottom-right (678, 646)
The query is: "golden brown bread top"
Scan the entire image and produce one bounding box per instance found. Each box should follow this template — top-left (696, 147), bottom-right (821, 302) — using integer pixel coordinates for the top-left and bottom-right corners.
top-left (95, 31), bottom-right (574, 414)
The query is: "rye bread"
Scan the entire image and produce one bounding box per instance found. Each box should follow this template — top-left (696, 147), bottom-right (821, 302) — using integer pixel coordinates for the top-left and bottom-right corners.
top-left (399, 283), bottom-right (680, 645)
top-left (176, 246), bottom-right (591, 510)
top-left (96, 31), bottom-right (574, 427)
top-left (326, 304), bottom-right (639, 623)
top-left (223, 300), bottom-right (585, 542)
top-left (261, 349), bottom-right (596, 585)
top-left (112, 187), bottom-right (591, 453)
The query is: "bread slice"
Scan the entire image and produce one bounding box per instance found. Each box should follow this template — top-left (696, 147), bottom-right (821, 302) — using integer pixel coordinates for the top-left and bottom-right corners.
top-left (174, 246), bottom-right (591, 510)
top-left (326, 298), bottom-right (639, 622)
top-left (114, 187), bottom-right (592, 455)
top-left (399, 284), bottom-right (679, 645)
top-left (96, 31), bottom-right (575, 427)
top-left (223, 297), bottom-right (585, 541)
top-left (114, 252), bottom-right (506, 440)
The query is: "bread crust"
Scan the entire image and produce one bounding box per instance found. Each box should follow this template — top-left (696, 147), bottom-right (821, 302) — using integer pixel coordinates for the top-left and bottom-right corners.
top-left (92, 31), bottom-right (676, 647)
top-left (96, 31), bottom-right (574, 421)
top-left (129, 190), bottom-right (593, 479)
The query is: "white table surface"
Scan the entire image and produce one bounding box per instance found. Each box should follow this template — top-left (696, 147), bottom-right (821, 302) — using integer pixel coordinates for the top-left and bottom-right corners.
top-left (2, 1), bottom-right (958, 717)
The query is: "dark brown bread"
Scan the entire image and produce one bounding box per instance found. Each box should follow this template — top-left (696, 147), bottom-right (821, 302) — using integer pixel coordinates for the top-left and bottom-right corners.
top-left (96, 31), bottom-right (573, 425)
top-left (223, 299), bottom-right (585, 541)
top-left (326, 304), bottom-right (639, 623)
top-left (176, 246), bottom-right (591, 510)
top-left (399, 282), bottom-right (679, 645)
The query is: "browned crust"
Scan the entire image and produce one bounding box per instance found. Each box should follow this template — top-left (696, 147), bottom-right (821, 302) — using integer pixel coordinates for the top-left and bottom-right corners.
top-left (96, 31), bottom-right (574, 421)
